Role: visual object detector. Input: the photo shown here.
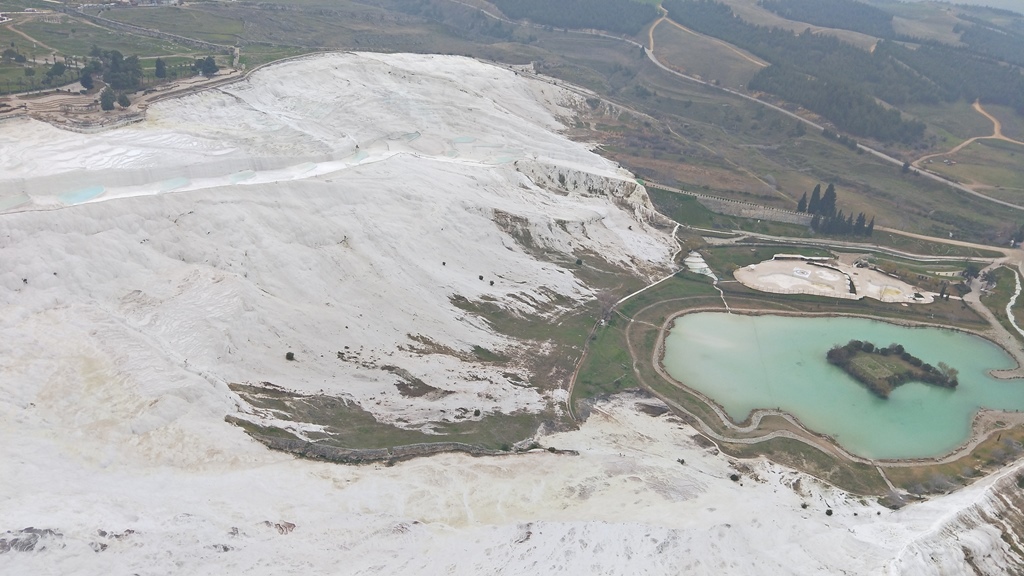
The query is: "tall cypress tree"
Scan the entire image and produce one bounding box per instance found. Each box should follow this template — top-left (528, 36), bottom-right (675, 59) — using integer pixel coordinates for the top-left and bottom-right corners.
top-left (854, 212), bottom-right (866, 235)
top-left (808, 184), bottom-right (822, 214)
top-left (797, 192), bottom-right (808, 213)
top-left (866, 217), bottom-right (875, 236)
top-left (821, 183), bottom-right (837, 217)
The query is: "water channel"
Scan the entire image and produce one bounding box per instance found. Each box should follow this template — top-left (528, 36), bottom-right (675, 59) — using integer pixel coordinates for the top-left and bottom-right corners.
top-left (662, 312), bottom-right (1024, 459)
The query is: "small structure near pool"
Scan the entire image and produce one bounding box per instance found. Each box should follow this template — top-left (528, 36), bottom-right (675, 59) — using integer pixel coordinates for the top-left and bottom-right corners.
top-left (734, 254), bottom-right (932, 303)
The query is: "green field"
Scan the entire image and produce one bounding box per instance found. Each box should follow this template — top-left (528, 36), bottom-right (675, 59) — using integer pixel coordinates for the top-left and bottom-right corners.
top-left (850, 354), bottom-right (898, 380)
top-left (927, 139), bottom-right (1024, 203)
top-left (16, 17), bottom-right (202, 59)
top-left (0, 64), bottom-right (43, 94)
top-left (652, 20), bottom-right (763, 89)
top-left (98, 7), bottom-right (243, 45)
top-left (903, 102), bottom-right (995, 151)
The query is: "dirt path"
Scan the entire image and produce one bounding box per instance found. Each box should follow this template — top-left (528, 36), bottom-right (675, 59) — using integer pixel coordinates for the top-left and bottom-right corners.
top-left (914, 100), bottom-right (1024, 168)
top-left (974, 100), bottom-right (1024, 145)
top-left (5, 22), bottom-right (58, 54)
top-left (565, 222), bottom-right (683, 422)
top-left (648, 8), bottom-right (767, 69)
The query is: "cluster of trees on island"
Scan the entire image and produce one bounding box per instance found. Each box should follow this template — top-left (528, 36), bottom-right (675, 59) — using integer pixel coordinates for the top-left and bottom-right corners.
top-left (795, 183), bottom-right (874, 236)
top-left (826, 340), bottom-right (959, 399)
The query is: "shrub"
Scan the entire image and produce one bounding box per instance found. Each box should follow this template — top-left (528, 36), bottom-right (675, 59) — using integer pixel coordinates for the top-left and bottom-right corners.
top-left (825, 509), bottom-right (833, 516)
top-left (100, 87), bottom-right (115, 111)
top-left (285, 352), bottom-right (295, 361)
top-left (730, 473), bottom-right (740, 482)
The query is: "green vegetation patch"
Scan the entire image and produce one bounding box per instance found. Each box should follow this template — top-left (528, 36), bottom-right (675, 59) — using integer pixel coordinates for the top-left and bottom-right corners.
top-left (646, 187), bottom-right (813, 237)
top-left (885, 423), bottom-right (1024, 495)
top-left (99, 7), bottom-right (243, 44)
top-left (487, 0), bottom-right (659, 36)
top-left (17, 18), bottom-right (200, 59)
top-left (827, 340), bottom-right (959, 398)
top-left (926, 140), bottom-right (1024, 201)
top-left (651, 21), bottom-right (763, 89)
top-left (229, 382), bottom-right (544, 452)
top-left (700, 245), bottom-right (830, 279)
top-left (723, 437), bottom-right (890, 496)
top-left (980, 266), bottom-right (1024, 346)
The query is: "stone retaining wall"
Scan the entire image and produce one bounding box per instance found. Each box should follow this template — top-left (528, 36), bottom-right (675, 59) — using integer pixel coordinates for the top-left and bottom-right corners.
top-left (690, 193), bottom-right (813, 226)
top-left (54, 113), bottom-right (146, 134)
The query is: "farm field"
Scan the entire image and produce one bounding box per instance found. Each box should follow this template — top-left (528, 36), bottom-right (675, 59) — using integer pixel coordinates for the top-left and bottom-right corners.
top-left (96, 6), bottom-right (244, 45)
top-left (926, 140), bottom-right (1024, 203)
top-left (16, 16), bottom-right (202, 59)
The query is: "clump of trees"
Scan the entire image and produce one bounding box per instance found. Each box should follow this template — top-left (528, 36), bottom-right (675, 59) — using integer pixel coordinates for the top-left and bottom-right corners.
top-left (88, 46), bottom-right (143, 91)
top-left (826, 340), bottom-right (959, 398)
top-left (822, 128), bottom-right (859, 152)
top-left (795, 183), bottom-right (874, 236)
top-left (98, 86), bottom-right (131, 111)
top-left (661, 0), bottom-right (1024, 140)
top-left (192, 56), bottom-right (219, 77)
top-left (100, 87), bottom-right (115, 111)
top-left (1, 48), bottom-right (27, 63)
top-left (760, 0), bottom-right (895, 38)
top-left (662, 0), bottom-right (927, 143)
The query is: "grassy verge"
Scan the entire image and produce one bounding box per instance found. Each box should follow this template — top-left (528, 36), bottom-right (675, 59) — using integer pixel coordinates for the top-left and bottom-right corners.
top-left (723, 438), bottom-right (890, 496)
top-left (884, 423), bottom-right (1024, 496)
top-left (980, 266), bottom-right (1024, 346)
top-left (700, 245), bottom-right (831, 279)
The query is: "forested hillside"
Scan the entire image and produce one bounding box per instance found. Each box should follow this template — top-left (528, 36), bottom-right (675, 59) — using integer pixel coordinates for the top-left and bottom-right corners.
top-left (662, 0), bottom-right (1024, 142)
top-left (488, 0), bottom-right (658, 36)
top-left (955, 18), bottom-right (1024, 67)
top-left (662, 0), bottom-right (925, 143)
top-left (760, 0), bottom-right (895, 38)
top-left (875, 41), bottom-right (1024, 114)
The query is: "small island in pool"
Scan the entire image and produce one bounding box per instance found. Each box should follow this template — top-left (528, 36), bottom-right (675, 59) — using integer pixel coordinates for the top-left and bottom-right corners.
top-left (826, 340), bottom-right (959, 399)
